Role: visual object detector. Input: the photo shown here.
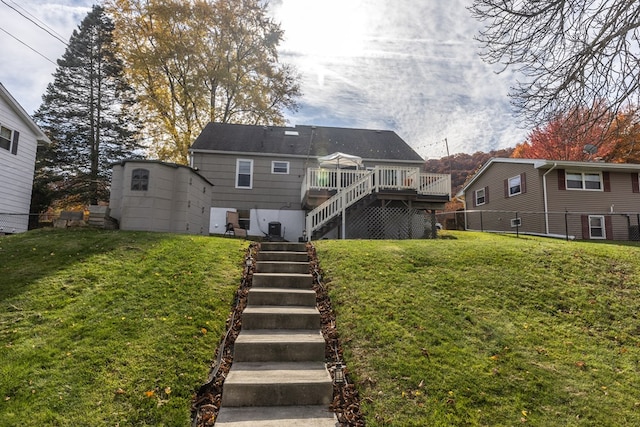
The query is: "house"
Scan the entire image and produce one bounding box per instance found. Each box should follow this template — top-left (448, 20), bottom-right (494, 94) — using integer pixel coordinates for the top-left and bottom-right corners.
top-left (109, 160), bottom-right (213, 235)
top-left (0, 83), bottom-right (51, 233)
top-left (458, 157), bottom-right (640, 240)
top-left (189, 122), bottom-right (450, 240)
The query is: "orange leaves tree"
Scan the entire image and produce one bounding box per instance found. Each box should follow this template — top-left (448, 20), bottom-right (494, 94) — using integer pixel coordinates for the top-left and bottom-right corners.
top-left (512, 106), bottom-right (640, 162)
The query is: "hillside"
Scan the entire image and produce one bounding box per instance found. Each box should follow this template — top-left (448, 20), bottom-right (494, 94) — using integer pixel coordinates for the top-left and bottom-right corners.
top-left (425, 148), bottom-right (514, 198)
top-left (2, 229), bottom-right (640, 426)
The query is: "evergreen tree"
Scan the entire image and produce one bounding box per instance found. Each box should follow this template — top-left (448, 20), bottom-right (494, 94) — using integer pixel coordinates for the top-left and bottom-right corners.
top-left (34, 5), bottom-right (143, 207)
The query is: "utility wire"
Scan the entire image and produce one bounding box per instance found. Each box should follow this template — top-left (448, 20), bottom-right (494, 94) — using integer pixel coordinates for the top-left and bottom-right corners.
top-left (0, 26), bottom-right (56, 65)
top-left (6, 0), bottom-right (68, 42)
top-left (1, 0), bottom-right (68, 46)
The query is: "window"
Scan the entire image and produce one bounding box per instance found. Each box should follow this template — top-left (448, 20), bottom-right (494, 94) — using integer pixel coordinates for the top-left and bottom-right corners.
top-left (236, 159), bottom-right (253, 188)
top-left (589, 215), bottom-right (605, 239)
top-left (131, 168), bottom-right (149, 191)
top-left (566, 171), bottom-right (602, 190)
top-left (475, 188), bottom-right (486, 206)
top-left (272, 161), bottom-right (289, 174)
top-left (508, 175), bottom-right (521, 196)
top-left (0, 126), bottom-right (12, 151)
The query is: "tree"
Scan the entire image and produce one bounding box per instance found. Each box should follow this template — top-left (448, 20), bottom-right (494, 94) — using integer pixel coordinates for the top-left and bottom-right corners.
top-left (604, 111), bottom-right (640, 163)
top-left (34, 5), bottom-right (143, 207)
top-left (511, 106), bottom-right (640, 162)
top-left (107, 0), bottom-right (301, 163)
top-left (470, 0), bottom-right (640, 128)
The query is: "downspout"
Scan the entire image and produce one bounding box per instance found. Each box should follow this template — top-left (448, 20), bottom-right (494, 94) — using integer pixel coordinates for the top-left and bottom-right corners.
top-left (542, 163), bottom-right (558, 235)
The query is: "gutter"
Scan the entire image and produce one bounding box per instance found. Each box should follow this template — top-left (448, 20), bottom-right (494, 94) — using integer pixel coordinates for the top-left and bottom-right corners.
top-left (542, 162), bottom-right (557, 235)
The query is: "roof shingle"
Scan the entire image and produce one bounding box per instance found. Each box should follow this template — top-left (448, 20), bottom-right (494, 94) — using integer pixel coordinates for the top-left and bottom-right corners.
top-left (190, 123), bottom-right (424, 162)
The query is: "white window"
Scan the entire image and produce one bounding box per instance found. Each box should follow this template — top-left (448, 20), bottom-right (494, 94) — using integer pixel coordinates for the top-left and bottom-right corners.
top-left (508, 175), bottom-right (522, 196)
top-left (589, 215), bottom-right (605, 239)
top-left (0, 126), bottom-right (12, 151)
top-left (236, 159), bottom-right (253, 189)
top-left (475, 188), bottom-right (486, 206)
top-left (567, 172), bottom-right (602, 190)
top-left (271, 161), bottom-right (289, 174)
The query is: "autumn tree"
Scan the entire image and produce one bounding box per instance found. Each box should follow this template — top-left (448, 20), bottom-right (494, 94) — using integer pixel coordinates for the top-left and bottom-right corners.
top-left (511, 106), bottom-right (640, 162)
top-left (604, 111), bottom-right (640, 163)
top-left (34, 5), bottom-right (143, 207)
top-left (107, 0), bottom-right (301, 163)
top-left (470, 0), bottom-right (640, 128)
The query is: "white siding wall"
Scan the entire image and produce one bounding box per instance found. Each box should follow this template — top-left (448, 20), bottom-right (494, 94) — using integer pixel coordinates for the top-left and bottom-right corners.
top-left (210, 207), bottom-right (305, 241)
top-left (0, 95), bottom-right (39, 232)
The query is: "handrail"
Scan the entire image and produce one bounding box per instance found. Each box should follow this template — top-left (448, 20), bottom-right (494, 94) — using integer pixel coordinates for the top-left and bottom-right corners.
top-left (304, 167), bottom-right (451, 239)
top-left (306, 170), bottom-right (374, 237)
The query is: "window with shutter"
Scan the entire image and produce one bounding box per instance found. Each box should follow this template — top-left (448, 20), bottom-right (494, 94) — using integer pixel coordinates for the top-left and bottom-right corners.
top-left (508, 174), bottom-right (522, 196)
top-left (475, 187), bottom-right (486, 206)
top-left (565, 171), bottom-right (603, 191)
top-left (0, 126), bottom-right (11, 151)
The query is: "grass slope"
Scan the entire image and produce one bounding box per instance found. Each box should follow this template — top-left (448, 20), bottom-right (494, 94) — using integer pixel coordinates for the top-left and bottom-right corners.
top-left (316, 232), bottom-right (640, 426)
top-left (0, 229), bottom-right (248, 426)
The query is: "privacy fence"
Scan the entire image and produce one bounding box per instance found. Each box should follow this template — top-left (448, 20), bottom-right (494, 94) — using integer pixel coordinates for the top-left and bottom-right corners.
top-left (437, 210), bottom-right (640, 241)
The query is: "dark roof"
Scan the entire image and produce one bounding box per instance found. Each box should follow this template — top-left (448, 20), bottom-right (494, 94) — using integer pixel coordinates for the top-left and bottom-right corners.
top-left (189, 123), bottom-right (424, 162)
top-left (113, 159), bottom-right (214, 186)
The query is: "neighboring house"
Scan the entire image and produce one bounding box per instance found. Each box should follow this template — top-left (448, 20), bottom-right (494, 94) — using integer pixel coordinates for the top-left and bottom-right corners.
top-left (189, 122), bottom-right (450, 240)
top-left (0, 83), bottom-right (51, 233)
top-left (459, 157), bottom-right (640, 240)
top-left (109, 160), bottom-right (213, 235)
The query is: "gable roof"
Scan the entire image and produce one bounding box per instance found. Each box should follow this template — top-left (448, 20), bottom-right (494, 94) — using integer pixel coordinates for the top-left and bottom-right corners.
top-left (189, 122), bottom-right (424, 163)
top-left (460, 157), bottom-right (640, 196)
top-left (0, 83), bottom-right (51, 145)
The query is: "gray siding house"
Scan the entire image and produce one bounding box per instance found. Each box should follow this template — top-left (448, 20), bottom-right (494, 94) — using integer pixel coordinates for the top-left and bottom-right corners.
top-left (0, 83), bottom-right (51, 233)
top-left (109, 160), bottom-right (213, 235)
top-left (459, 158), bottom-right (640, 240)
top-left (189, 123), bottom-right (451, 240)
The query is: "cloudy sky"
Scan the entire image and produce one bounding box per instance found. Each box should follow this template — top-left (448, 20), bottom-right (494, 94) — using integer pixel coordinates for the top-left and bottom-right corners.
top-left (0, 0), bottom-right (527, 159)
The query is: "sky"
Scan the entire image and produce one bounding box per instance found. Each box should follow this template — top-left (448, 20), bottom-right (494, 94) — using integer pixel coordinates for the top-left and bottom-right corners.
top-left (0, 0), bottom-right (528, 159)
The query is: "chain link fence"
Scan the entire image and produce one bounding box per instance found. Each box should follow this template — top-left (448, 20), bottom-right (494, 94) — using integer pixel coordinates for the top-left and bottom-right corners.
top-left (436, 210), bottom-right (640, 241)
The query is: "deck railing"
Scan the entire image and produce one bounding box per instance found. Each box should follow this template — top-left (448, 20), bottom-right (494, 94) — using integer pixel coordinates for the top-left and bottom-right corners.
top-left (303, 166), bottom-right (451, 238)
top-left (302, 167), bottom-right (450, 197)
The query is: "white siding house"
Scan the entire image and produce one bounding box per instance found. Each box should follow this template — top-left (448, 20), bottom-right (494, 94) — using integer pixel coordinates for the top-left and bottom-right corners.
top-left (0, 83), bottom-right (51, 233)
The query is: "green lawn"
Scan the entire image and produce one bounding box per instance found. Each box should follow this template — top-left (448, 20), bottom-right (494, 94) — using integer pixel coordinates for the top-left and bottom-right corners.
top-left (0, 228), bottom-right (248, 426)
top-left (315, 232), bottom-right (640, 426)
top-left (2, 229), bottom-right (640, 426)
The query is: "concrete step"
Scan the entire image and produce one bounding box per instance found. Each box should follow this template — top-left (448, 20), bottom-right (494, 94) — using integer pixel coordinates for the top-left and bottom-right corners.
top-left (242, 306), bottom-right (321, 330)
top-left (233, 330), bottom-right (326, 362)
top-left (215, 405), bottom-right (337, 426)
top-left (260, 242), bottom-right (307, 252)
top-left (248, 288), bottom-right (317, 307)
top-left (221, 362), bottom-right (333, 407)
top-left (258, 251), bottom-right (309, 262)
top-left (252, 273), bottom-right (314, 289)
top-left (256, 261), bottom-right (310, 274)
